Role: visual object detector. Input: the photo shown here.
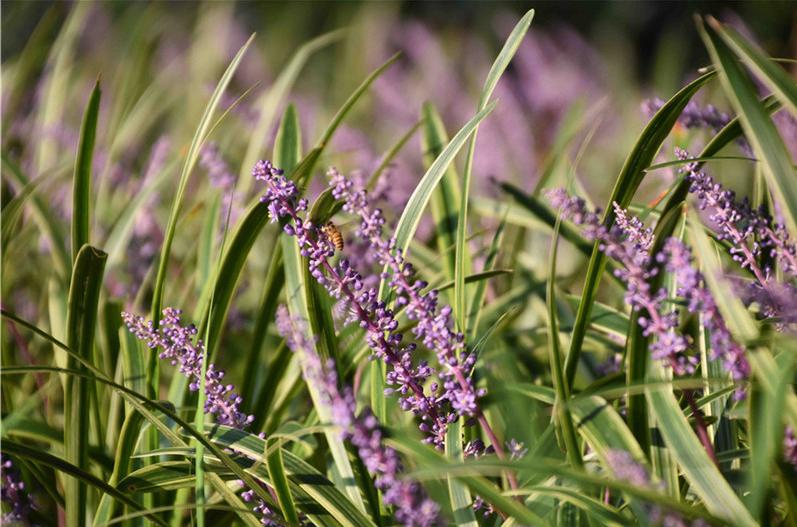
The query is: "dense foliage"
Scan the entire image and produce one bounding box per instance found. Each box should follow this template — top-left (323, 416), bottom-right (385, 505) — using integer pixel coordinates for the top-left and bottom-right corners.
top-left (2, 3), bottom-right (797, 526)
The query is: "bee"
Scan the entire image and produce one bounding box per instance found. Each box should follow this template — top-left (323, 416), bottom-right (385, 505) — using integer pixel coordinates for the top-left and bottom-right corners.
top-left (321, 221), bottom-right (344, 251)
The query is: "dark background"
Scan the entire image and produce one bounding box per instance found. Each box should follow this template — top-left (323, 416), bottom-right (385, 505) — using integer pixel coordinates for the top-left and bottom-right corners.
top-left (4, 1), bottom-right (796, 85)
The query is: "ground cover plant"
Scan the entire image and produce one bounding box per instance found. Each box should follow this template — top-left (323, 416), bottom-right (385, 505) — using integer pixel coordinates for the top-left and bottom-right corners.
top-left (2, 2), bottom-right (797, 526)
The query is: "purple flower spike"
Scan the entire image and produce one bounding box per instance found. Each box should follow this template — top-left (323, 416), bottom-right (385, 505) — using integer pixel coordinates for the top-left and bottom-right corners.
top-left (329, 168), bottom-right (485, 420)
top-left (122, 308), bottom-right (254, 429)
top-left (547, 189), bottom-right (750, 397)
top-left (678, 148), bottom-right (797, 332)
top-left (277, 306), bottom-right (440, 527)
top-left (122, 309), bottom-right (282, 524)
top-left (661, 238), bottom-right (750, 397)
top-left (254, 160), bottom-right (308, 223)
top-left (258, 163), bottom-right (452, 447)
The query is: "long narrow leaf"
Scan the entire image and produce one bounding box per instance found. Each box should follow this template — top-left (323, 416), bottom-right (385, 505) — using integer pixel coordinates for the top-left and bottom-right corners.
top-left (455, 9), bottom-right (534, 333)
top-left (711, 18), bottom-right (797, 117)
top-left (700, 18), bottom-right (797, 237)
top-left (238, 30), bottom-right (343, 195)
top-left (65, 245), bottom-right (107, 526)
top-left (71, 80), bottom-right (101, 262)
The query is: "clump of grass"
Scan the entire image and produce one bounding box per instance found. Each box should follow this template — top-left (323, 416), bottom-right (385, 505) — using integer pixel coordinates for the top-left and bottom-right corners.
top-left (2, 4), bottom-right (797, 527)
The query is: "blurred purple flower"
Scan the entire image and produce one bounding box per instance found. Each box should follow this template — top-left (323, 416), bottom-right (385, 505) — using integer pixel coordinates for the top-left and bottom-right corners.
top-left (642, 99), bottom-right (751, 155)
top-left (200, 141), bottom-right (236, 192)
top-left (642, 98), bottom-right (731, 133)
top-left (605, 450), bottom-right (656, 488)
top-left (123, 138), bottom-right (171, 300)
top-left (605, 450), bottom-right (699, 525)
top-left (785, 427), bottom-right (797, 468)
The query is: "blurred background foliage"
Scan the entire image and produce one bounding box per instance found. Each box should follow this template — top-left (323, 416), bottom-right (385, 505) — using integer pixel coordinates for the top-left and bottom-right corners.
top-left (2, 0), bottom-right (795, 380)
top-left (2, 2), bottom-right (797, 525)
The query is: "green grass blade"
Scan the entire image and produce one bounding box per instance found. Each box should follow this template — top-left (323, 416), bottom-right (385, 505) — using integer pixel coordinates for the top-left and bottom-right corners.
top-left (240, 104), bottom-right (302, 402)
top-left (466, 213), bottom-right (506, 340)
top-left (148, 36), bottom-right (254, 425)
top-left (516, 485), bottom-right (626, 526)
top-left (499, 182), bottom-right (624, 288)
top-left (562, 295), bottom-right (629, 340)
top-left (93, 410), bottom-right (145, 526)
top-left (1, 172), bottom-right (45, 257)
top-left (711, 18), bottom-right (797, 117)
top-left (65, 244), bottom-right (107, 527)
top-left (747, 358), bottom-right (792, 520)
top-left (34, 2), bottom-right (88, 175)
top-left (1, 363), bottom-right (274, 526)
top-left (242, 247), bottom-right (284, 411)
top-left (547, 216), bottom-right (582, 468)
top-left (700, 18), bottom-right (797, 236)
top-left (562, 71), bottom-right (715, 388)
top-left (412, 455), bottom-right (722, 525)
top-left (390, 437), bottom-right (547, 526)
top-left (445, 420), bottom-right (478, 527)
top-left (149, 33), bottom-right (254, 325)
top-left (102, 158), bottom-right (176, 271)
top-left (71, 79), bottom-right (101, 262)
top-left (202, 199), bottom-right (271, 362)
top-left (206, 425), bottom-right (378, 527)
top-left (1, 6), bottom-right (58, 134)
top-left (383, 101), bottom-right (497, 301)
top-left (421, 102), bottom-right (463, 282)
top-left (196, 194), bottom-right (221, 297)
top-left (238, 30), bottom-right (344, 195)
top-left (367, 118), bottom-right (423, 190)
top-left (267, 438), bottom-right (301, 526)
top-left (318, 53), bottom-right (400, 149)
top-left (531, 100), bottom-right (592, 196)
top-left (283, 52), bottom-right (401, 195)
top-left (275, 103), bottom-right (303, 173)
top-left (645, 378), bottom-right (755, 525)
top-left (455, 9), bottom-right (534, 333)
top-left (119, 327), bottom-right (147, 414)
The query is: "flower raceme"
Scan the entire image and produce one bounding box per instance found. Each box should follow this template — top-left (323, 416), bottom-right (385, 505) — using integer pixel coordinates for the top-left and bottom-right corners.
top-left (256, 160), bottom-right (488, 450)
top-left (677, 148), bottom-right (797, 330)
top-left (546, 189), bottom-right (750, 397)
top-left (122, 308), bottom-right (279, 525)
top-left (276, 306), bottom-right (441, 527)
top-left (122, 308), bottom-right (254, 428)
